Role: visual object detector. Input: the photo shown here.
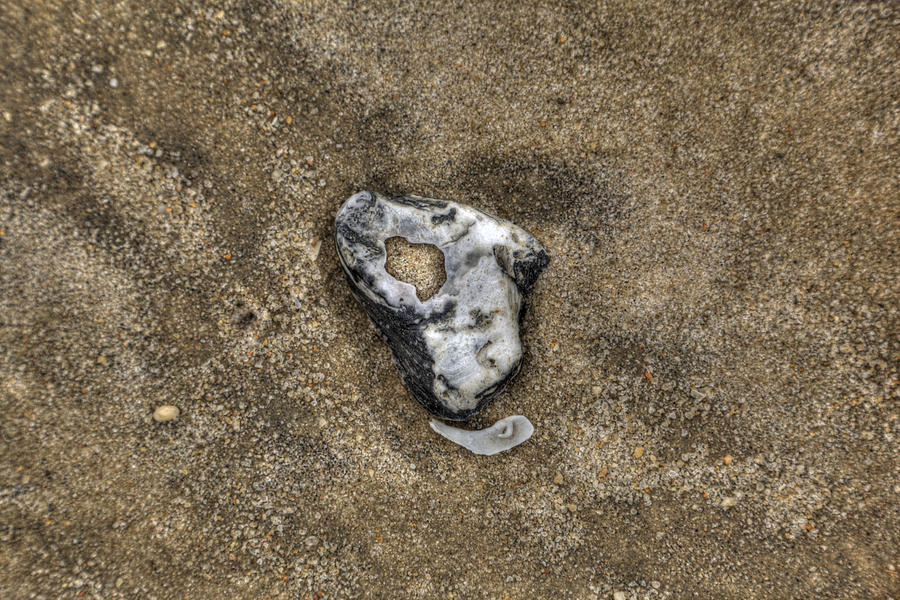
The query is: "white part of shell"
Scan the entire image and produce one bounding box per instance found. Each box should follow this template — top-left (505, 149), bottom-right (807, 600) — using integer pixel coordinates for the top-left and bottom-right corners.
top-left (429, 415), bottom-right (534, 456)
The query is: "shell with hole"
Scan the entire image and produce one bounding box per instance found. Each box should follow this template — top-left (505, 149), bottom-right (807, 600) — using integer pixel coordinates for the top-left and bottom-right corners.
top-left (335, 191), bottom-right (548, 420)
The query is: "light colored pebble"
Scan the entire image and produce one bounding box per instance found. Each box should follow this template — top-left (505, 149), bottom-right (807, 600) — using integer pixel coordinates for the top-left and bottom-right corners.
top-left (553, 473), bottom-right (564, 485)
top-left (633, 446), bottom-right (644, 459)
top-left (723, 454), bottom-right (733, 465)
top-left (109, 78), bottom-right (119, 88)
top-left (613, 591), bottom-right (626, 600)
top-left (152, 405), bottom-right (180, 422)
top-left (722, 496), bottom-right (738, 508)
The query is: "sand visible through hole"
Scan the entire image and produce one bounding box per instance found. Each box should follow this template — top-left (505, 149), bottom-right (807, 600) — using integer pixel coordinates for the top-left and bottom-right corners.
top-left (384, 237), bottom-right (447, 301)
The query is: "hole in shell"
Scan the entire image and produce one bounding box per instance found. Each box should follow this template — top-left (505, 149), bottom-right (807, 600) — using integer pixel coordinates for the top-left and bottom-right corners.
top-left (384, 236), bottom-right (446, 301)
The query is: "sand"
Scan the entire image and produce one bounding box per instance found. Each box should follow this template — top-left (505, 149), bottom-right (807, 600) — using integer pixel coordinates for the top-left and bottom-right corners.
top-left (1, 1), bottom-right (898, 598)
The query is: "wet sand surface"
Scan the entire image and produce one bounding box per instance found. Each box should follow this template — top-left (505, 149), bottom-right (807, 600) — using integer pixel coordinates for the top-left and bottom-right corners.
top-left (1, 1), bottom-right (898, 598)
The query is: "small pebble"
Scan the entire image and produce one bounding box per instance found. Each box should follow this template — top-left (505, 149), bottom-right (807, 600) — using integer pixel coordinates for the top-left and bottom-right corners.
top-left (633, 446), bottom-right (644, 459)
top-left (109, 78), bottom-right (119, 88)
top-left (723, 454), bottom-right (733, 465)
top-left (613, 592), bottom-right (626, 600)
top-left (553, 473), bottom-right (564, 485)
top-left (722, 496), bottom-right (738, 508)
top-left (567, 503), bottom-right (578, 513)
top-left (152, 405), bottom-right (180, 422)
top-left (651, 580), bottom-right (660, 589)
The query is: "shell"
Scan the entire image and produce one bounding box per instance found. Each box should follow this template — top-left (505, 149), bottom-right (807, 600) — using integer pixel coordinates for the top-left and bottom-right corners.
top-left (335, 191), bottom-right (548, 420)
top-left (429, 416), bottom-right (534, 455)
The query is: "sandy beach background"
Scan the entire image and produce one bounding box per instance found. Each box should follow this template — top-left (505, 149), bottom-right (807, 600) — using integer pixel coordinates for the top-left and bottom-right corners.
top-left (1, 1), bottom-right (898, 598)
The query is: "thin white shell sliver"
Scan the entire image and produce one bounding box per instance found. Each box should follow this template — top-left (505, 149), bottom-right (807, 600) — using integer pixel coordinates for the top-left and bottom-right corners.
top-left (429, 415), bottom-right (534, 456)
